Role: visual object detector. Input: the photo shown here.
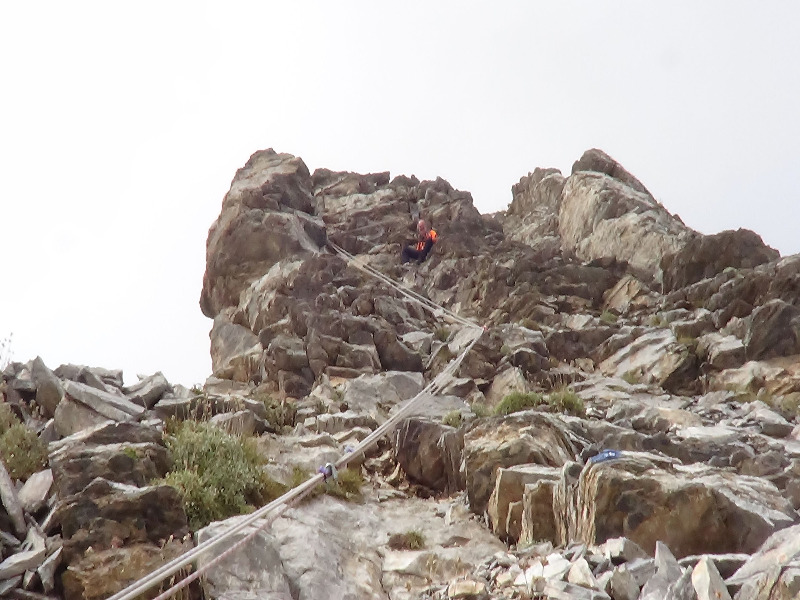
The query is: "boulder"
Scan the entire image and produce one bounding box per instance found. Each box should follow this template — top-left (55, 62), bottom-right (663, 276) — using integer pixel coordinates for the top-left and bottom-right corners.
top-left (518, 475), bottom-right (562, 548)
top-left (122, 371), bottom-right (171, 408)
top-left (18, 468), bottom-right (53, 513)
top-left (661, 228), bottom-right (778, 293)
top-left (638, 542), bottom-right (686, 600)
top-left (394, 417), bottom-right (464, 494)
top-left (61, 540), bottom-right (193, 600)
top-left (489, 464), bottom-right (560, 544)
top-left (603, 274), bottom-right (649, 315)
top-left (53, 364), bottom-right (123, 387)
top-left (556, 451), bottom-right (797, 558)
top-left (598, 328), bottom-right (698, 394)
top-left (0, 547), bottom-right (46, 579)
top-left (696, 333), bottom-right (746, 370)
top-left (200, 149), bottom-right (326, 317)
top-left (744, 299), bottom-right (800, 360)
top-left (691, 556), bottom-right (732, 600)
top-left (559, 169), bottom-right (690, 278)
top-left (463, 412), bottom-right (582, 514)
top-left (31, 356), bottom-right (64, 418)
top-left (56, 478), bottom-right (189, 562)
top-left (54, 395), bottom-right (118, 438)
top-left (50, 442), bottom-right (171, 497)
top-left (49, 420), bottom-right (164, 452)
top-left (484, 367), bottom-right (531, 408)
top-left (313, 410), bottom-right (378, 435)
top-left (195, 515), bottom-right (293, 600)
top-left (373, 328), bottom-right (423, 372)
top-left (571, 148), bottom-right (652, 196)
top-left (726, 523), bottom-right (800, 597)
top-left (61, 380), bottom-right (144, 422)
top-left (340, 371), bottom-right (424, 423)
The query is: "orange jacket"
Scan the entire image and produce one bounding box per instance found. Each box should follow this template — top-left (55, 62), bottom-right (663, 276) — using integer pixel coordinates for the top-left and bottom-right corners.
top-left (415, 229), bottom-right (438, 251)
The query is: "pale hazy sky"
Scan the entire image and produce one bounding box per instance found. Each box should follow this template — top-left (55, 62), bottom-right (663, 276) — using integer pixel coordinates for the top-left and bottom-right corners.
top-left (1, 2), bottom-right (797, 386)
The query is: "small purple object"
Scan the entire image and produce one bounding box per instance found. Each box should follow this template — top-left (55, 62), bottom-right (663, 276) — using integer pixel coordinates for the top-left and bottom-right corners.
top-left (317, 462), bottom-right (337, 482)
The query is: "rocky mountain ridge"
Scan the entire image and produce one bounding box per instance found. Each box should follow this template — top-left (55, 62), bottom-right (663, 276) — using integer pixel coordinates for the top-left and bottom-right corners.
top-left (1, 148), bottom-right (799, 599)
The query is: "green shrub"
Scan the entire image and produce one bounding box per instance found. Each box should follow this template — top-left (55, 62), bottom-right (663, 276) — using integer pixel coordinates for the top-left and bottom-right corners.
top-left (442, 410), bottom-right (463, 428)
top-left (0, 423), bottom-right (48, 480)
top-left (0, 404), bottom-right (18, 433)
top-left (547, 389), bottom-right (585, 417)
top-left (388, 529), bottom-right (426, 550)
top-left (434, 327), bottom-right (450, 342)
top-left (621, 371), bottom-right (640, 385)
top-left (257, 395), bottom-right (296, 430)
top-left (157, 421), bottom-right (285, 529)
top-left (122, 446), bottom-right (139, 460)
top-left (600, 311), bottom-right (618, 324)
top-left (0, 404), bottom-right (47, 481)
top-left (470, 402), bottom-right (490, 418)
top-left (494, 392), bottom-right (544, 416)
top-left (324, 467), bottom-right (364, 502)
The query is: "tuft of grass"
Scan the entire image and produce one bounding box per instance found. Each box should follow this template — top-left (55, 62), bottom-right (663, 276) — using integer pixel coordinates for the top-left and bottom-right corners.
top-left (157, 421), bottom-right (286, 529)
top-left (434, 327), bottom-right (450, 343)
top-left (494, 392), bottom-right (544, 416)
top-left (324, 467), bottom-right (364, 502)
top-left (122, 446), bottom-right (139, 460)
top-left (621, 371), bottom-right (640, 385)
top-left (438, 345), bottom-right (455, 362)
top-left (600, 311), bottom-right (618, 324)
top-left (388, 529), bottom-right (426, 550)
top-left (547, 388), bottom-right (585, 417)
top-left (0, 404), bottom-right (47, 481)
top-left (255, 393), bottom-right (296, 430)
top-left (519, 318), bottom-right (539, 331)
top-left (648, 314), bottom-right (667, 327)
top-left (470, 402), bottom-right (490, 418)
top-left (677, 334), bottom-right (697, 347)
top-left (288, 465), bottom-right (363, 503)
top-left (442, 410), bottom-right (463, 428)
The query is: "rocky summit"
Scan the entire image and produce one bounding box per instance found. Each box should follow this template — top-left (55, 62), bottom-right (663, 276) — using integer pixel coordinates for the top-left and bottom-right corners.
top-left (2, 147), bottom-right (800, 600)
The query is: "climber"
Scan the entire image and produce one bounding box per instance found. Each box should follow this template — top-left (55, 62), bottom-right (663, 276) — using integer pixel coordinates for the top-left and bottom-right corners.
top-left (401, 219), bottom-right (438, 264)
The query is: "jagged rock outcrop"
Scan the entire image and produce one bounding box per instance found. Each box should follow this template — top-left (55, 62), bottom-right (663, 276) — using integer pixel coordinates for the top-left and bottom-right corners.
top-left (200, 149), bottom-right (327, 318)
top-left (3, 145), bottom-right (800, 600)
top-left (660, 228), bottom-right (779, 292)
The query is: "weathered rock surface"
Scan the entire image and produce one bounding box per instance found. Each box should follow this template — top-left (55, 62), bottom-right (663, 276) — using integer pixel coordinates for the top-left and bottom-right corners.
top-left (556, 451), bottom-right (797, 558)
top-left (661, 228), bottom-right (778, 293)
top-left (463, 412), bottom-right (583, 514)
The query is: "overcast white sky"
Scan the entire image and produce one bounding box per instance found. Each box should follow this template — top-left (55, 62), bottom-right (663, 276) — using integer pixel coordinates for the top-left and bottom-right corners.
top-left (1, 2), bottom-right (797, 386)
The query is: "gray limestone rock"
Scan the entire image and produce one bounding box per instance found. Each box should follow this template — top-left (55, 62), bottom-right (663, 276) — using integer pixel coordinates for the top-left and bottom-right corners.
top-left (30, 356), bottom-right (64, 418)
top-left (123, 371), bottom-right (171, 408)
top-left (196, 516), bottom-right (294, 600)
top-left (692, 556), bottom-right (732, 600)
top-left (17, 468), bottom-right (53, 513)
